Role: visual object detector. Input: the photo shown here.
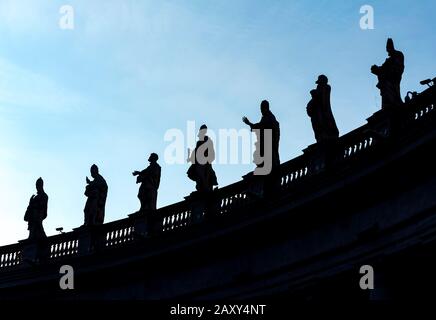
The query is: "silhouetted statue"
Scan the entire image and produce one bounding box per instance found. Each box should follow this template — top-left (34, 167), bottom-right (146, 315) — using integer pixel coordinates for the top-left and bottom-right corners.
top-left (243, 100), bottom-right (280, 173)
top-left (371, 38), bottom-right (405, 109)
top-left (307, 75), bottom-right (339, 143)
top-left (84, 164), bottom-right (108, 226)
top-left (24, 178), bottom-right (48, 241)
top-left (187, 124), bottom-right (218, 192)
top-left (132, 153), bottom-right (161, 212)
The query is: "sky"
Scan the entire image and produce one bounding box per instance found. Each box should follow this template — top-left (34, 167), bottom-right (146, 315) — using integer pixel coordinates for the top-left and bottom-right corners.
top-left (0, 0), bottom-right (435, 245)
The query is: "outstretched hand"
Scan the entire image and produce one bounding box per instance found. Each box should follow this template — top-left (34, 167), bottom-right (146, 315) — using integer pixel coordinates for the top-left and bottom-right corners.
top-left (86, 176), bottom-right (90, 184)
top-left (132, 171), bottom-right (140, 176)
top-left (242, 116), bottom-right (251, 126)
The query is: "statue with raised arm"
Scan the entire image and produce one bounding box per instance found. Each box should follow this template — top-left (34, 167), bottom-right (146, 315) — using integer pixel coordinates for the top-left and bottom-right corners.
top-left (24, 178), bottom-right (48, 241)
top-left (371, 38), bottom-right (405, 109)
top-left (242, 100), bottom-right (280, 172)
top-left (84, 164), bottom-right (108, 226)
top-left (187, 124), bottom-right (218, 192)
top-left (132, 153), bottom-right (161, 212)
top-left (307, 75), bottom-right (339, 143)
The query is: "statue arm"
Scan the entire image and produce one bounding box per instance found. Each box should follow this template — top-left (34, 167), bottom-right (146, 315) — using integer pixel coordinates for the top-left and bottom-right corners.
top-left (41, 198), bottom-right (48, 220)
top-left (307, 102), bottom-right (313, 117)
top-left (250, 120), bottom-right (263, 130)
top-left (242, 116), bottom-right (253, 127)
top-left (371, 64), bottom-right (381, 75)
top-left (28, 196), bottom-right (48, 220)
top-left (139, 168), bottom-right (147, 177)
top-left (156, 168), bottom-right (161, 189)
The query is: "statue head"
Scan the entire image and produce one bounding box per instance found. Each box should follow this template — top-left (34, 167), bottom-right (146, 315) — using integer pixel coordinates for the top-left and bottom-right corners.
top-left (260, 100), bottom-right (270, 116)
top-left (36, 177), bottom-right (44, 193)
top-left (148, 153), bottom-right (159, 163)
top-left (386, 38), bottom-right (395, 56)
top-left (198, 124), bottom-right (208, 140)
top-left (316, 74), bottom-right (328, 85)
top-left (90, 164), bottom-right (99, 178)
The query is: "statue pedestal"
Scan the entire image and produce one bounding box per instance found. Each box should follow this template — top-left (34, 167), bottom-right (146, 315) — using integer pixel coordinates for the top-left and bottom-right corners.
top-left (19, 239), bottom-right (49, 265)
top-left (73, 225), bottom-right (105, 255)
top-left (184, 192), bottom-right (210, 224)
top-left (303, 139), bottom-right (341, 174)
top-left (73, 226), bottom-right (93, 256)
top-left (128, 211), bottom-right (155, 238)
top-left (303, 143), bottom-right (326, 174)
top-left (242, 172), bottom-right (265, 199)
top-left (367, 110), bottom-right (392, 139)
top-left (366, 108), bottom-right (405, 139)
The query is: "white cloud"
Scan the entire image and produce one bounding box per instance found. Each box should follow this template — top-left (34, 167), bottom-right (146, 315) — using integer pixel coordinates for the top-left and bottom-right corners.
top-left (0, 0), bottom-right (53, 33)
top-left (0, 56), bottom-right (84, 113)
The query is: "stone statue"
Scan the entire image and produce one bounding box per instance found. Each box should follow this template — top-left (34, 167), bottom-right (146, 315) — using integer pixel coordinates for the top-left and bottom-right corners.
top-left (371, 38), bottom-right (405, 109)
top-left (187, 124), bottom-right (218, 192)
top-left (132, 153), bottom-right (161, 212)
top-left (307, 75), bottom-right (339, 143)
top-left (24, 178), bottom-right (48, 241)
top-left (84, 164), bottom-right (108, 226)
top-left (242, 100), bottom-right (280, 173)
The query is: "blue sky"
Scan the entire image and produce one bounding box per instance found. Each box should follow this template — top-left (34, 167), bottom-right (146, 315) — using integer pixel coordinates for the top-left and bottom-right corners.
top-left (0, 0), bottom-right (435, 245)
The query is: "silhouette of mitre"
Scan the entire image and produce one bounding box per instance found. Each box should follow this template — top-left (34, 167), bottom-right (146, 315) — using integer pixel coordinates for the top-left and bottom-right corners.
top-left (387, 38), bottom-right (395, 49)
top-left (36, 177), bottom-right (44, 186)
